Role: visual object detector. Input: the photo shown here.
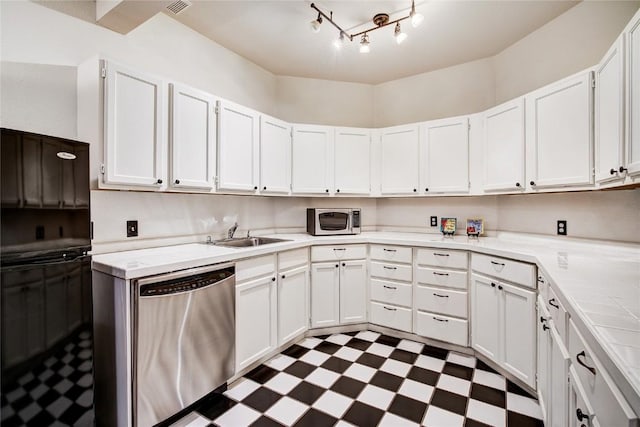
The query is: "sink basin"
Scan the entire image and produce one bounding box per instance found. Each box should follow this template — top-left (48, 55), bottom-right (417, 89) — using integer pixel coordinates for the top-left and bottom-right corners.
top-left (213, 237), bottom-right (291, 248)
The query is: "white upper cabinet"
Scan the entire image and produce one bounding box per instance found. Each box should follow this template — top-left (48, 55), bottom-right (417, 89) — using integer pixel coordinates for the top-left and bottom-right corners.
top-left (626, 10), bottom-right (640, 176)
top-left (260, 115), bottom-right (291, 194)
top-left (291, 124), bottom-right (333, 194)
top-left (216, 100), bottom-right (259, 192)
top-left (483, 98), bottom-right (526, 191)
top-left (380, 124), bottom-right (420, 195)
top-left (595, 36), bottom-right (625, 184)
top-left (169, 83), bottom-right (216, 190)
top-left (423, 116), bottom-right (470, 193)
top-left (334, 127), bottom-right (371, 195)
top-left (103, 60), bottom-right (166, 188)
top-left (525, 71), bottom-right (594, 189)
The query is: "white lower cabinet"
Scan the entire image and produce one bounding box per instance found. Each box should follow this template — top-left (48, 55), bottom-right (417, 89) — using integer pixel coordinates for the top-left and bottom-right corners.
top-left (278, 265), bottom-right (308, 346)
top-left (340, 261), bottom-right (367, 324)
top-left (310, 262), bottom-right (340, 328)
top-left (370, 301), bottom-right (412, 331)
top-left (415, 312), bottom-right (468, 347)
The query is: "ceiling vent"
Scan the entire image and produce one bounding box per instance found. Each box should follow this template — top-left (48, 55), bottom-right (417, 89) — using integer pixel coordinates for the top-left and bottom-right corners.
top-left (166, 0), bottom-right (192, 15)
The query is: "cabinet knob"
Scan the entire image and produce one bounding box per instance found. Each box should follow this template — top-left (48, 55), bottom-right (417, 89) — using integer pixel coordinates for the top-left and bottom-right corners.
top-left (576, 408), bottom-right (590, 422)
top-left (413, 188), bottom-right (417, 192)
top-left (529, 181), bottom-right (536, 186)
top-left (491, 283), bottom-right (496, 288)
top-left (335, 264), bottom-right (339, 268)
top-left (254, 186), bottom-right (258, 190)
top-left (342, 263), bottom-right (345, 267)
top-left (326, 189), bottom-right (329, 193)
top-left (515, 182), bottom-right (521, 187)
top-left (263, 186), bottom-right (267, 190)
top-left (610, 168), bottom-right (617, 175)
top-left (336, 189), bottom-right (340, 193)
top-left (282, 275), bottom-right (285, 279)
top-left (272, 277), bottom-right (276, 281)
top-left (156, 179), bottom-right (163, 184)
top-left (425, 188), bottom-right (429, 192)
top-left (619, 166), bottom-right (628, 173)
top-left (175, 179), bottom-right (180, 184)
top-left (498, 285), bottom-right (503, 290)
top-left (542, 324), bottom-right (550, 331)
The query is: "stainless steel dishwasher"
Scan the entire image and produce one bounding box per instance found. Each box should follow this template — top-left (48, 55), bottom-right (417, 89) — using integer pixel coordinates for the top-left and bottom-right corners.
top-left (133, 263), bottom-right (235, 427)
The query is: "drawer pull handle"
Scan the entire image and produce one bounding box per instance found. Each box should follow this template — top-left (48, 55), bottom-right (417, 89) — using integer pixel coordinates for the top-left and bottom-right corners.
top-left (433, 293), bottom-right (449, 298)
top-left (383, 266), bottom-right (397, 270)
top-left (576, 408), bottom-right (590, 422)
top-left (433, 272), bottom-right (449, 276)
top-left (490, 260), bottom-right (505, 266)
top-left (333, 248), bottom-right (346, 251)
top-left (490, 282), bottom-right (496, 288)
top-left (383, 248), bottom-right (397, 252)
top-left (383, 306), bottom-right (397, 311)
top-left (433, 253), bottom-right (449, 257)
top-left (537, 276), bottom-right (544, 282)
top-left (498, 285), bottom-right (503, 290)
top-left (576, 351), bottom-right (596, 375)
top-left (433, 317), bottom-right (448, 322)
top-left (548, 298), bottom-right (560, 309)
top-left (383, 285), bottom-right (397, 290)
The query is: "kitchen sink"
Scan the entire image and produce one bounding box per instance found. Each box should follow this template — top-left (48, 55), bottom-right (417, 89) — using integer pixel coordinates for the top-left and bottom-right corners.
top-left (213, 236), bottom-right (291, 248)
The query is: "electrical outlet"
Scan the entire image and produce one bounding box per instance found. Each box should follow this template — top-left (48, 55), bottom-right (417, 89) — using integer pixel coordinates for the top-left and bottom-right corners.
top-left (36, 225), bottom-right (45, 240)
top-left (127, 220), bottom-right (138, 237)
top-left (557, 220), bottom-right (567, 236)
top-left (430, 216), bottom-right (438, 227)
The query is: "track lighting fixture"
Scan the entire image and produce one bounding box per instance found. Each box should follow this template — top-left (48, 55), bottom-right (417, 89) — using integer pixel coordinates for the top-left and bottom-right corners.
top-left (309, 0), bottom-right (423, 52)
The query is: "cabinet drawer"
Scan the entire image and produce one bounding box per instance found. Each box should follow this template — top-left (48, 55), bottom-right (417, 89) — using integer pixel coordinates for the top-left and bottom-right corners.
top-left (546, 287), bottom-right (567, 342)
top-left (370, 279), bottom-right (412, 308)
top-left (370, 261), bottom-right (412, 282)
top-left (471, 254), bottom-right (535, 288)
top-left (236, 254), bottom-right (276, 282)
top-left (415, 267), bottom-right (467, 290)
top-left (369, 301), bottom-right (412, 332)
top-left (278, 248), bottom-right (309, 271)
top-left (568, 320), bottom-right (637, 427)
top-left (415, 311), bottom-right (468, 346)
top-left (415, 285), bottom-right (467, 318)
top-left (416, 248), bottom-right (468, 269)
top-left (370, 245), bottom-right (412, 264)
top-left (311, 244), bottom-right (367, 262)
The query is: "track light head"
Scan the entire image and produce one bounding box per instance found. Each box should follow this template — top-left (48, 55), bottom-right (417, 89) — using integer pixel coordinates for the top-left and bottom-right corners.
top-left (410, 0), bottom-right (424, 27)
top-left (359, 33), bottom-right (370, 53)
top-left (394, 22), bottom-right (407, 44)
top-left (333, 32), bottom-right (345, 50)
top-left (310, 13), bottom-right (323, 33)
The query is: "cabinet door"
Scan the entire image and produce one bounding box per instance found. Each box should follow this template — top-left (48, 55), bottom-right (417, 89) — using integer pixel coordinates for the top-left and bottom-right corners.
top-left (471, 274), bottom-right (500, 361)
top-left (334, 128), bottom-right (370, 195)
top-left (260, 115), bottom-right (291, 194)
top-left (595, 36), bottom-right (625, 183)
top-left (22, 135), bottom-right (42, 207)
top-left (310, 262), bottom-right (339, 328)
top-left (537, 299), bottom-right (552, 425)
top-left (42, 138), bottom-right (62, 207)
top-left (60, 142), bottom-right (76, 207)
top-left (424, 117), bottom-right (470, 193)
top-left (380, 125), bottom-right (420, 194)
top-left (2, 281), bottom-right (45, 368)
top-left (236, 275), bottom-right (276, 370)
top-left (484, 98), bottom-right (525, 191)
top-left (104, 61), bottom-right (165, 187)
top-left (340, 260), bottom-right (367, 324)
top-left (278, 266), bottom-right (308, 345)
top-left (1, 129), bottom-right (22, 207)
top-left (568, 368), bottom-right (598, 427)
top-left (291, 125), bottom-right (333, 194)
top-left (67, 265), bottom-right (83, 332)
top-left (526, 71), bottom-right (593, 189)
top-left (45, 267), bottom-right (67, 346)
top-left (626, 12), bottom-right (640, 176)
top-left (502, 282), bottom-right (536, 388)
top-left (549, 325), bottom-right (570, 427)
top-left (217, 100), bottom-right (259, 192)
top-left (73, 144), bottom-right (90, 208)
top-left (170, 83), bottom-right (216, 190)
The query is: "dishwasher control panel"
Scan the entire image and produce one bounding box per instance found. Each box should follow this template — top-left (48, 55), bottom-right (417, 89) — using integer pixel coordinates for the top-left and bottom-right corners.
top-left (139, 266), bottom-right (235, 297)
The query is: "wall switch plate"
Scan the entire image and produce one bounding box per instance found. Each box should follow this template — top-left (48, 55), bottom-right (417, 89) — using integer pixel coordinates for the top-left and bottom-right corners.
top-left (430, 216), bottom-right (438, 227)
top-left (557, 220), bottom-right (567, 236)
top-left (127, 220), bottom-right (138, 237)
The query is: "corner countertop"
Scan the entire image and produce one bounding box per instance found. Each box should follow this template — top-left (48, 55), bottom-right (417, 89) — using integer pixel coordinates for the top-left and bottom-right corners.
top-left (91, 231), bottom-right (640, 413)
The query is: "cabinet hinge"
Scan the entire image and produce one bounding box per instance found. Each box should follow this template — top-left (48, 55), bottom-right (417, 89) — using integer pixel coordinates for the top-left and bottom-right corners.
top-left (101, 67), bottom-right (106, 79)
top-left (591, 78), bottom-right (596, 89)
top-left (100, 164), bottom-right (105, 174)
top-left (214, 176), bottom-right (219, 186)
top-left (468, 123), bottom-right (471, 131)
top-left (215, 105), bottom-right (219, 115)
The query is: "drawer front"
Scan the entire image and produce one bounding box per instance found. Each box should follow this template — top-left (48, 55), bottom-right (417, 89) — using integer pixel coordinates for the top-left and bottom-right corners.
top-left (415, 311), bottom-right (468, 346)
top-left (370, 245), bottom-right (412, 264)
top-left (416, 249), bottom-right (468, 269)
top-left (311, 244), bottom-right (367, 262)
top-left (370, 261), bottom-right (412, 282)
top-left (415, 285), bottom-right (468, 318)
top-left (415, 267), bottom-right (468, 290)
top-left (568, 320), bottom-right (637, 427)
top-left (278, 248), bottom-right (309, 271)
top-left (370, 279), bottom-right (412, 308)
top-left (546, 287), bottom-right (567, 342)
top-left (471, 254), bottom-right (535, 288)
top-left (369, 301), bottom-right (412, 332)
top-left (237, 254), bottom-right (276, 282)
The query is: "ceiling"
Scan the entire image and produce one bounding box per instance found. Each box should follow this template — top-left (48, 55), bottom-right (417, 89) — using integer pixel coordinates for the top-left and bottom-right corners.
top-left (164, 1), bottom-right (579, 84)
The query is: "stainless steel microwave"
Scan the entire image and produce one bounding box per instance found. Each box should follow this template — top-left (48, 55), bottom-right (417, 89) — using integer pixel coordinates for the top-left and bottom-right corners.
top-left (307, 208), bottom-right (361, 236)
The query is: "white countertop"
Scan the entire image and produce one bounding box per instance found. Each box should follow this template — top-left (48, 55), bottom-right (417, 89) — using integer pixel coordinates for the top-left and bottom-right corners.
top-left (92, 231), bottom-right (640, 412)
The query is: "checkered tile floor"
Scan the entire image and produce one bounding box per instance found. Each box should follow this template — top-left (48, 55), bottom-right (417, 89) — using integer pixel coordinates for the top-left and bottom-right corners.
top-left (0, 328), bottom-right (94, 427)
top-left (171, 330), bottom-right (544, 427)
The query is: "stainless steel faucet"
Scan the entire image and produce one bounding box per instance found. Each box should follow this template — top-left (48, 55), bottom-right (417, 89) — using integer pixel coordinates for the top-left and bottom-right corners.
top-left (227, 222), bottom-right (238, 239)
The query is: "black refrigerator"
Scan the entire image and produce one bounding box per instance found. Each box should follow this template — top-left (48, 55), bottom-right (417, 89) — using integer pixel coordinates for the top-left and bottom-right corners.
top-left (1, 128), bottom-right (94, 426)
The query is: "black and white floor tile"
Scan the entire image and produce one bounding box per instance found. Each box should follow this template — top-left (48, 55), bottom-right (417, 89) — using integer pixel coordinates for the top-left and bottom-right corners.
top-left (171, 331), bottom-right (544, 427)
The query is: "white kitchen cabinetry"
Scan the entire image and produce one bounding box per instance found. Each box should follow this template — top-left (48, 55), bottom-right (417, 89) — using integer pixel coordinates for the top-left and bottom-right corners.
top-left (423, 116), bottom-right (470, 193)
top-left (471, 254), bottom-right (536, 388)
top-left (310, 245), bottom-right (367, 328)
top-left (291, 125), bottom-right (333, 194)
top-left (380, 125), bottom-right (420, 195)
top-left (277, 248), bottom-right (309, 345)
top-left (525, 71), bottom-right (593, 190)
top-left (334, 127), bottom-right (371, 195)
top-left (595, 36), bottom-right (626, 184)
top-left (103, 60), bottom-right (166, 188)
top-left (626, 10), bottom-right (640, 176)
top-left (260, 115), bottom-right (291, 194)
top-left (217, 100), bottom-right (259, 192)
top-left (483, 98), bottom-right (526, 191)
top-left (169, 83), bottom-right (216, 190)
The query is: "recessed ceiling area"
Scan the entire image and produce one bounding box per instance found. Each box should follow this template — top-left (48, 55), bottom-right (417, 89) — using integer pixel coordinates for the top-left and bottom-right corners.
top-left (165, 1), bottom-right (579, 84)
